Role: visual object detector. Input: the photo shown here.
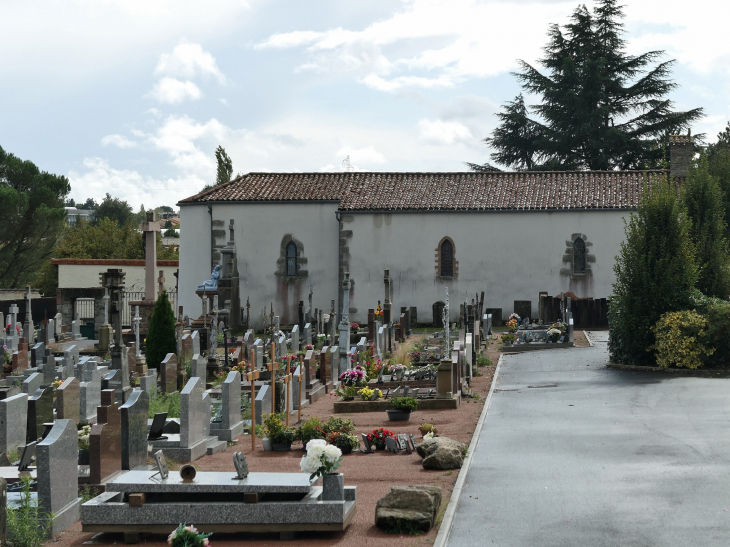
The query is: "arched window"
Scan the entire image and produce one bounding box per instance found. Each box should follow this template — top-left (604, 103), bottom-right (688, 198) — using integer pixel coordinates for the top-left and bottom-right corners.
top-left (286, 241), bottom-right (298, 276)
top-left (440, 239), bottom-right (454, 277)
top-left (573, 237), bottom-right (586, 274)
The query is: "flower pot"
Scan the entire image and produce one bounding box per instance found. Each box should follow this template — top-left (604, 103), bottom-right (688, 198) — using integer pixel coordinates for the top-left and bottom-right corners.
top-left (375, 444), bottom-right (386, 450)
top-left (272, 442), bottom-right (292, 452)
top-left (262, 437), bottom-right (272, 451)
top-left (322, 472), bottom-right (345, 501)
top-left (340, 444), bottom-right (353, 455)
top-left (386, 409), bottom-right (411, 422)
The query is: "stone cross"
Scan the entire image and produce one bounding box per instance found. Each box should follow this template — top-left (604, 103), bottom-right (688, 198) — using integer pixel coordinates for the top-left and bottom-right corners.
top-left (307, 284), bottom-right (313, 323)
top-left (133, 306), bottom-right (142, 358)
top-left (157, 270), bottom-right (165, 296)
top-left (102, 288), bottom-right (110, 325)
top-left (443, 287), bottom-right (451, 360)
top-left (141, 211), bottom-right (161, 301)
top-left (24, 286), bottom-right (35, 345)
top-left (338, 272), bottom-right (351, 378)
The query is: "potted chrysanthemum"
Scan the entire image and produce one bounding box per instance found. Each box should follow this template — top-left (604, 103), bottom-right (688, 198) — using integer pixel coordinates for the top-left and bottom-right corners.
top-left (300, 439), bottom-right (344, 500)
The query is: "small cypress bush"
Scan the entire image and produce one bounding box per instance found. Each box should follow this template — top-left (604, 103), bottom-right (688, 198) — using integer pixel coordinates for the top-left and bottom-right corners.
top-left (145, 289), bottom-right (177, 368)
top-left (609, 179), bottom-right (698, 365)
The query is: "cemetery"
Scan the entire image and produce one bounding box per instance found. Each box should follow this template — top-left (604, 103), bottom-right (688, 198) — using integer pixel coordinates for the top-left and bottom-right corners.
top-left (0, 220), bottom-right (515, 545)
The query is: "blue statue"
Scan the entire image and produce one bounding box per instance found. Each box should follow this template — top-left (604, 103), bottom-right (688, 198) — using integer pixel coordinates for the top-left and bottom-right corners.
top-left (198, 265), bottom-right (221, 291)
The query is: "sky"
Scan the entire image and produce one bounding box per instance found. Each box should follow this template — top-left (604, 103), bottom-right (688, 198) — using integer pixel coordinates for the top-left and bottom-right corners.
top-left (2, 0), bottom-right (730, 210)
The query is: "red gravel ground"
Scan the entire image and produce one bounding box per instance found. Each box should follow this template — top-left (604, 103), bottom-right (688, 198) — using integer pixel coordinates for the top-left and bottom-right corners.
top-left (50, 338), bottom-right (503, 547)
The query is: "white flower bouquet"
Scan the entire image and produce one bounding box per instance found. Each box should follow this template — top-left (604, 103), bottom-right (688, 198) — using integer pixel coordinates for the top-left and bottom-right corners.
top-left (300, 439), bottom-right (343, 480)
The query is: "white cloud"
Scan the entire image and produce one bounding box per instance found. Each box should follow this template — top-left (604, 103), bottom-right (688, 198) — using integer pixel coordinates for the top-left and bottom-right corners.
top-left (155, 42), bottom-right (226, 83)
top-left (67, 158), bottom-right (205, 210)
top-left (256, 0), bottom-right (577, 91)
top-left (147, 77), bottom-right (202, 104)
top-left (418, 119), bottom-right (473, 145)
top-left (101, 134), bottom-right (137, 149)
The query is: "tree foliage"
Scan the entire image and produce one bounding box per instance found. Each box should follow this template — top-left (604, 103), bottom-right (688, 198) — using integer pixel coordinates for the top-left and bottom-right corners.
top-left (34, 219), bottom-right (179, 295)
top-left (475, 0), bottom-right (703, 171)
top-left (215, 145), bottom-right (233, 186)
top-left (145, 289), bottom-right (177, 369)
top-left (681, 154), bottom-right (730, 299)
top-left (608, 179), bottom-right (698, 365)
top-left (94, 193), bottom-right (133, 226)
top-left (0, 145), bottom-right (70, 288)
top-left (707, 122), bottom-right (730, 238)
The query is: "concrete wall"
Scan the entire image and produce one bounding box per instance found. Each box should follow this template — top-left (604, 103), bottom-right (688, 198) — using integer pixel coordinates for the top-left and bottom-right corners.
top-left (57, 264), bottom-right (178, 293)
top-left (343, 210), bottom-right (630, 324)
top-left (178, 202), bottom-right (340, 328)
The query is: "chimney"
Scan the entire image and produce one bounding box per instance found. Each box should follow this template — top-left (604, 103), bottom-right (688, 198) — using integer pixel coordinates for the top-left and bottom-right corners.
top-left (669, 133), bottom-right (694, 178)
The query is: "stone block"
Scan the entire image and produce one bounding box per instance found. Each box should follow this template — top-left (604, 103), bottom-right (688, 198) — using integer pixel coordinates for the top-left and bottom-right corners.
top-left (120, 389), bottom-right (149, 471)
top-left (0, 393), bottom-right (27, 453)
top-left (375, 485), bottom-right (442, 532)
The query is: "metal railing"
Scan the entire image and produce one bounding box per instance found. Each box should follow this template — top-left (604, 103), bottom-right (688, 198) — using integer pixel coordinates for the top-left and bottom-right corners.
top-left (121, 289), bottom-right (178, 328)
top-left (74, 298), bottom-right (96, 321)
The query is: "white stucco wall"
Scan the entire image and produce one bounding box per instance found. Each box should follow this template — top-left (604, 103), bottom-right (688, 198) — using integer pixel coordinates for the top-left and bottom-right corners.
top-left (57, 264), bottom-right (178, 292)
top-left (344, 210), bottom-right (630, 324)
top-left (179, 202), bottom-right (340, 327)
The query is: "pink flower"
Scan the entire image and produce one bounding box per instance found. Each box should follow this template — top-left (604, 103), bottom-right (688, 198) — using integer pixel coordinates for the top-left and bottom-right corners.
top-left (202, 539), bottom-right (209, 547)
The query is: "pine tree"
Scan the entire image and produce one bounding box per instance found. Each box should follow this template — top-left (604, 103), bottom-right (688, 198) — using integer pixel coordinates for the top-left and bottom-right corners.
top-left (608, 179), bottom-right (698, 365)
top-left (682, 154), bottom-right (730, 299)
top-left (145, 290), bottom-right (177, 368)
top-left (475, 0), bottom-right (703, 171)
top-left (707, 122), bottom-right (730, 237)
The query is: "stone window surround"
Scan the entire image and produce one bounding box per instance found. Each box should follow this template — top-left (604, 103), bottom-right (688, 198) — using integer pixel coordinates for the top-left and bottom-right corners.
top-left (435, 236), bottom-right (459, 280)
top-left (561, 233), bottom-right (595, 278)
top-left (275, 234), bottom-right (308, 281)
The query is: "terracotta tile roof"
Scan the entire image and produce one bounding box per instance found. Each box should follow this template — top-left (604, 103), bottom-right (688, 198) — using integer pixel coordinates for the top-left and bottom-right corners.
top-left (179, 171), bottom-right (669, 211)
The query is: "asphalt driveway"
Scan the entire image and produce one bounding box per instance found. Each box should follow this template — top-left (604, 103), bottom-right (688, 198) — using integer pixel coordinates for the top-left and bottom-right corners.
top-left (447, 332), bottom-right (730, 546)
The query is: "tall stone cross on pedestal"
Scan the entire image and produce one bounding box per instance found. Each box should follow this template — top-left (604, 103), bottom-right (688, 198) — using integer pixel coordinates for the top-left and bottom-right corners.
top-left (133, 306), bottom-right (142, 358)
top-left (338, 272), bottom-right (351, 377)
top-left (24, 285), bottom-right (35, 345)
top-left (443, 287), bottom-right (450, 360)
top-left (142, 211), bottom-right (162, 301)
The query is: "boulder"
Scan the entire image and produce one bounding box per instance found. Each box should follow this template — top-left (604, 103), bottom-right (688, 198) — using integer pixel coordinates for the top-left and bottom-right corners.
top-left (416, 436), bottom-right (467, 470)
top-left (375, 485), bottom-right (442, 532)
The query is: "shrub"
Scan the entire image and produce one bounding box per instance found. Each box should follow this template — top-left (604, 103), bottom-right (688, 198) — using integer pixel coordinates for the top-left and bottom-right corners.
top-left (146, 290), bottom-right (177, 368)
top-left (705, 300), bottom-right (730, 368)
top-left (651, 310), bottom-right (714, 369)
top-left (609, 180), bottom-right (698, 365)
top-left (390, 396), bottom-right (418, 412)
top-left (298, 417), bottom-right (325, 446)
top-left (476, 354), bottom-right (492, 367)
top-left (322, 416), bottom-right (356, 435)
top-left (7, 476), bottom-right (53, 547)
top-left (263, 413), bottom-right (297, 444)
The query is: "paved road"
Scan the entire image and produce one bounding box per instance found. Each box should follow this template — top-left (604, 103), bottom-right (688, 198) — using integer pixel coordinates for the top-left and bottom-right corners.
top-left (448, 333), bottom-right (730, 546)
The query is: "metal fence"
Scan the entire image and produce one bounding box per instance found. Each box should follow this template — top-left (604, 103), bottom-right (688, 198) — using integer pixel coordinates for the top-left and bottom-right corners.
top-left (121, 289), bottom-right (178, 328)
top-left (74, 298), bottom-right (96, 321)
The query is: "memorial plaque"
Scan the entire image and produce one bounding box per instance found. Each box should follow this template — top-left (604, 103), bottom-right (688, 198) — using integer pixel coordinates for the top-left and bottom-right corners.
top-left (26, 388), bottom-right (52, 443)
top-left (148, 412), bottom-right (168, 440)
top-left (398, 434), bottom-right (412, 454)
top-left (152, 450), bottom-right (169, 480)
top-left (384, 436), bottom-right (400, 454)
top-left (360, 433), bottom-right (374, 454)
top-left (18, 441), bottom-right (37, 471)
top-left (233, 452), bottom-right (249, 479)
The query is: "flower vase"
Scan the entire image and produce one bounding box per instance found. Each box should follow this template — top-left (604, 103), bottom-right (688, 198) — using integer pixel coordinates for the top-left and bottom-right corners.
top-left (322, 472), bottom-right (345, 501)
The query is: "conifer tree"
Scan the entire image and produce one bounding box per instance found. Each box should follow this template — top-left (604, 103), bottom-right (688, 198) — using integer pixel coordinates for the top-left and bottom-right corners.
top-left (682, 154), bottom-right (730, 299)
top-left (608, 180), bottom-right (698, 365)
top-left (474, 0), bottom-right (702, 171)
top-left (145, 290), bottom-right (177, 368)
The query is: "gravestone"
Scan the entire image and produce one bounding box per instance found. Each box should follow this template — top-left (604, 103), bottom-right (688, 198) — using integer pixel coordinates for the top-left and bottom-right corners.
top-left (243, 329), bottom-right (254, 354)
top-left (320, 346), bottom-right (330, 383)
top-left (30, 342), bottom-right (44, 368)
top-left (54, 313), bottom-right (63, 338)
top-left (45, 319), bottom-right (55, 345)
top-left (139, 374), bottom-right (156, 396)
top-left (71, 317), bottom-right (82, 340)
top-left (0, 393), bottom-right (28, 453)
top-left (80, 376), bottom-right (101, 423)
top-left (484, 308), bottom-right (502, 324)
top-left (89, 390), bottom-right (122, 485)
top-left (328, 346), bottom-right (340, 381)
top-left (160, 353), bottom-right (178, 393)
top-left (292, 366), bottom-right (305, 410)
top-left (253, 339), bottom-right (264, 369)
top-left (64, 345), bottom-right (79, 379)
top-left (192, 353), bottom-right (207, 381)
top-left (121, 388), bottom-right (149, 470)
top-left (181, 333), bottom-right (193, 358)
top-left (254, 384), bottom-right (270, 426)
top-left (12, 338), bottom-right (29, 373)
top-left (56, 377), bottom-right (80, 422)
top-left (42, 351), bottom-right (56, 387)
top-left (22, 372), bottom-right (42, 395)
top-left (303, 323), bottom-right (312, 347)
top-left (36, 420), bottom-right (80, 534)
top-left (212, 371), bottom-right (243, 442)
top-left (515, 301), bottom-right (533, 323)
top-left (290, 324), bottom-right (300, 353)
top-left (26, 387), bottom-right (53, 442)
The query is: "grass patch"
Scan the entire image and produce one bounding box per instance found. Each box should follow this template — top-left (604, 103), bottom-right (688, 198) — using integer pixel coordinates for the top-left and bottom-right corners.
top-left (381, 517), bottom-right (426, 536)
top-left (78, 484), bottom-right (98, 503)
top-left (148, 390), bottom-right (181, 419)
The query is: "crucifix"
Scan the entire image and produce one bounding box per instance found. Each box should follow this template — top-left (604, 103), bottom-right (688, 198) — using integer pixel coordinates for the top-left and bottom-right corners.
top-left (247, 347), bottom-right (259, 451)
top-left (103, 288), bottom-right (110, 325)
top-left (443, 287), bottom-right (450, 360)
top-left (133, 305), bottom-right (142, 358)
